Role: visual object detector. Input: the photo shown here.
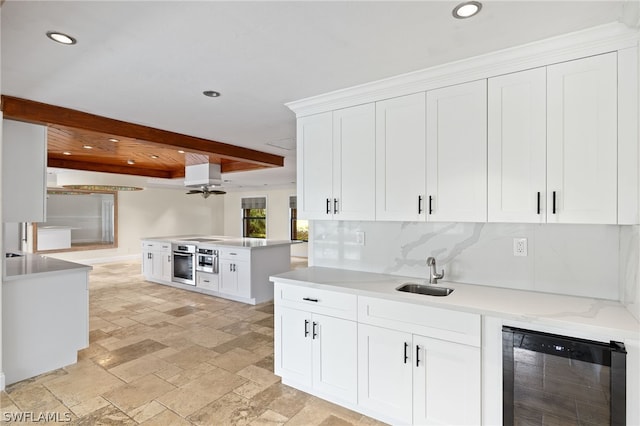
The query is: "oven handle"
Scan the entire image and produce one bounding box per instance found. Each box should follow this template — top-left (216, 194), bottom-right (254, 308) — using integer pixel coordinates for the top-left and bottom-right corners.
top-left (173, 252), bottom-right (193, 258)
top-left (213, 254), bottom-right (219, 274)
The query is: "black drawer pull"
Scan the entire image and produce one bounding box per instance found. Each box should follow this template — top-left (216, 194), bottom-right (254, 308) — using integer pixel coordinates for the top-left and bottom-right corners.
top-left (304, 319), bottom-right (310, 337)
top-left (552, 191), bottom-right (557, 214)
top-left (418, 195), bottom-right (423, 214)
top-left (404, 342), bottom-right (409, 364)
top-left (416, 345), bottom-right (421, 367)
top-left (428, 196), bottom-right (433, 215)
top-left (326, 198), bottom-right (331, 214)
top-left (536, 192), bottom-right (541, 215)
top-left (312, 322), bottom-right (318, 339)
top-left (303, 297), bottom-right (319, 303)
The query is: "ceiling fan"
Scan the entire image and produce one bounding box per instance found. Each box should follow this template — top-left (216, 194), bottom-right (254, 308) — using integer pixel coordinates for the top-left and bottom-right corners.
top-left (186, 185), bottom-right (226, 199)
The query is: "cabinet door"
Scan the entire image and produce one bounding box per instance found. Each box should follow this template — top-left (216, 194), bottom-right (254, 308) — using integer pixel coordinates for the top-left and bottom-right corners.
top-left (426, 80), bottom-right (487, 222)
top-left (2, 119), bottom-right (47, 223)
top-left (358, 323), bottom-right (413, 424)
top-left (219, 259), bottom-right (238, 295)
top-left (151, 251), bottom-right (166, 280)
top-left (413, 335), bottom-right (481, 426)
top-left (332, 103), bottom-right (376, 221)
top-left (274, 306), bottom-right (312, 387)
top-left (235, 260), bottom-right (251, 298)
top-left (297, 112), bottom-right (333, 220)
top-left (547, 52), bottom-right (617, 224)
top-left (488, 68), bottom-right (547, 223)
top-left (142, 251), bottom-right (154, 279)
top-left (312, 314), bottom-right (357, 404)
top-left (375, 93), bottom-right (426, 221)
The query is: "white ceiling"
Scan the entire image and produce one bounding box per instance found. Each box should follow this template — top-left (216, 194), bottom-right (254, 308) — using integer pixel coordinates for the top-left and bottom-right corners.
top-left (1, 1), bottom-right (637, 189)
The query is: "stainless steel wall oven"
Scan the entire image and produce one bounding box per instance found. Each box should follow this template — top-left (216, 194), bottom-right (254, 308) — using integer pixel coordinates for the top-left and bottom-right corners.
top-left (196, 247), bottom-right (218, 274)
top-left (171, 244), bottom-right (196, 285)
top-left (503, 326), bottom-right (626, 426)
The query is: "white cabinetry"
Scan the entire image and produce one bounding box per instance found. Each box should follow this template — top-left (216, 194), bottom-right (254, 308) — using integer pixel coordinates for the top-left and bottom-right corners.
top-left (357, 296), bottom-right (481, 425)
top-left (219, 248), bottom-right (250, 298)
top-left (142, 241), bottom-right (171, 282)
top-left (488, 67), bottom-right (547, 223)
top-left (297, 104), bottom-right (375, 220)
top-left (375, 93), bottom-right (426, 221)
top-left (547, 52), bottom-right (618, 224)
top-left (2, 119), bottom-right (47, 223)
top-left (488, 53), bottom-right (618, 224)
top-left (274, 283), bottom-right (358, 405)
top-left (426, 80), bottom-right (487, 222)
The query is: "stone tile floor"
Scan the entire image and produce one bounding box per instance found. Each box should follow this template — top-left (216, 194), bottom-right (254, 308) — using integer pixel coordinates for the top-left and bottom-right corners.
top-left (1, 260), bottom-right (385, 425)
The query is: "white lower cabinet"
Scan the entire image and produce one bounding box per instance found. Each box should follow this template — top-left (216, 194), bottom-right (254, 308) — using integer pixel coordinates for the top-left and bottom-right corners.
top-left (276, 306), bottom-right (358, 404)
top-left (219, 258), bottom-right (250, 297)
top-left (358, 324), bottom-right (480, 425)
top-left (273, 281), bottom-right (482, 425)
top-left (274, 283), bottom-right (358, 405)
top-left (142, 241), bottom-right (171, 282)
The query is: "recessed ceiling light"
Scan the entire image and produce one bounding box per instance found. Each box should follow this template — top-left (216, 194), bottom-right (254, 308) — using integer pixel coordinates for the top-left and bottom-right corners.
top-left (178, 150), bottom-right (185, 154)
top-left (62, 151), bottom-right (71, 156)
top-left (452, 1), bottom-right (482, 19)
top-left (150, 155), bottom-right (159, 159)
top-left (203, 90), bottom-right (221, 98)
top-left (46, 31), bottom-right (77, 45)
top-left (127, 159), bottom-right (135, 165)
top-left (83, 145), bottom-right (92, 149)
top-left (108, 138), bottom-right (119, 142)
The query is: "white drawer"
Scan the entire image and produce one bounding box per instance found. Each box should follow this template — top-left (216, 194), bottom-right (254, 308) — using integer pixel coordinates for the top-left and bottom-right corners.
top-left (142, 241), bottom-right (171, 252)
top-left (275, 282), bottom-right (357, 321)
top-left (358, 296), bottom-right (481, 347)
top-left (197, 272), bottom-right (219, 292)
top-left (219, 247), bottom-right (251, 261)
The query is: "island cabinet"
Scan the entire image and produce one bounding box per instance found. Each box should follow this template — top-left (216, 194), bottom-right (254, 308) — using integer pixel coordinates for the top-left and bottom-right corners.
top-left (141, 241), bottom-right (171, 283)
top-left (274, 282), bottom-right (358, 405)
top-left (219, 247), bottom-right (251, 298)
top-left (357, 296), bottom-right (481, 425)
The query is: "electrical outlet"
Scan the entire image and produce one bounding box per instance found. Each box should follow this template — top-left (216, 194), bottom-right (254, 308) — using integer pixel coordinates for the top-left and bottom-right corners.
top-left (355, 231), bottom-right (365, 246)
top-left (513, 238), bottom-right (527, 256)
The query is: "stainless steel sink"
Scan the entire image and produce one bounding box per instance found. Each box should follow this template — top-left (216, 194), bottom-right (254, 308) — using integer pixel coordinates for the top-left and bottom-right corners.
top-left (396, 283), bottom-right (454, 297)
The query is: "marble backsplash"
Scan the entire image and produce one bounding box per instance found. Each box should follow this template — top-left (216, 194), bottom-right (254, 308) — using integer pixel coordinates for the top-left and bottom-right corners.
top-left (310, 221), bottom-right (640, 304)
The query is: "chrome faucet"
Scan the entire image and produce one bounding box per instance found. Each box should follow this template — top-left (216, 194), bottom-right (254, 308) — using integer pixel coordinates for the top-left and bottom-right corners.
top-left (426, 257), bottom-right (445, 284)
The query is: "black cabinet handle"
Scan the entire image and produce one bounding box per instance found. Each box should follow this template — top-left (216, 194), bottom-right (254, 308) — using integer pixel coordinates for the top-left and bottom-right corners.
top-left (312, 322), bottom-right (318, 339)
top-left (304, 319), bottom-right (310, 337)
top-left (404, 342), bottom-right (409, 364)
top-left (326, 198), bottom-right (331, 214)
top-left (552, 191), bottom-right (557, 214)
top-left (303, 297), bottom-right (319, 302)
top-left (416, 345), bottom-right (421, 367)
top-left (334, 198), bottom-right (338, 214)
top-left (418, 196), bottom-right (423, 214)
top-left (537, 192), bottom-right (541, 215)
top-left (428, 196), bottom-right (433, 215)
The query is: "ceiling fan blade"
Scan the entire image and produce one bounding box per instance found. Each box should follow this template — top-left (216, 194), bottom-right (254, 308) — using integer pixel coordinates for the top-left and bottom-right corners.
top-left (210, 190), bottom-right (226, 195)
top-left (186, 190), bottom-right (203, 194)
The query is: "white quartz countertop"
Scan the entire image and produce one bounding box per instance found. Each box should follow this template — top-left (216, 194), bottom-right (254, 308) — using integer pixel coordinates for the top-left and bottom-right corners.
top-left (4, 253), bottom-right (92, 281)
top-left (270, 266), bottom-right (640, 340)
top-left (142, 235), bottom-right (295, 249)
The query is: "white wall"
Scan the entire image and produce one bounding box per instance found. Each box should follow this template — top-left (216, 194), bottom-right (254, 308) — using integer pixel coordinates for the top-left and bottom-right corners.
top-left (311, 221), bottom-right (637, 302)
top-left (223, 185), bottom-right (308, 257)
top-left (47, 171), bottom-right (224, 263)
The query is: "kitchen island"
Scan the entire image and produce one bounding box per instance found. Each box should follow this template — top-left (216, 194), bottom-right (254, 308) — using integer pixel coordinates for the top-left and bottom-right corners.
top-left (141, 235), bottom-right (293, 305)
top-left (3, 253), bottom-right (91, 386)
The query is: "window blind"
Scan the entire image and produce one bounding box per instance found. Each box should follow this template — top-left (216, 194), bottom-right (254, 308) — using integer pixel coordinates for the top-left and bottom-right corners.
top-left (289, 196), bottom-right (297, 209)
top-left (241, 197), bottom-right (266, 209)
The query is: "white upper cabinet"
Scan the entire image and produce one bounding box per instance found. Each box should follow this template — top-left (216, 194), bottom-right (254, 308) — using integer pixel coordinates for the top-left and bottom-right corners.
top-left (297, 105), bottom-right (375, 220)
top-left (488, 67), bottom-right (547, 223)
top-left (297, 112), bottom-right (333, 220)
top-left (2, 119), bottom-right (47, 223)
top-left (546, 52), bottom-right (618, 224)
top-left (426, 80), bottom-right (487, 222)
top-left (332, 103), bottom-right (376, 220)
top-left (375, 92), bottom-right (426, 221)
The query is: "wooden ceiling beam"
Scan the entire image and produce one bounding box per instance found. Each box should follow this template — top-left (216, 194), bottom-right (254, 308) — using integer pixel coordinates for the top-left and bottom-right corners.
top-left (48, 158), bottom-right (174, 178)
top-left (1, 95), bottom-right (284, 168)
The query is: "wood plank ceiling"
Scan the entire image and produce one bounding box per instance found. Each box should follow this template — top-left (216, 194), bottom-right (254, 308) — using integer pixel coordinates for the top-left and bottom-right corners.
top-left (1, 96), bottom-right (284, 179)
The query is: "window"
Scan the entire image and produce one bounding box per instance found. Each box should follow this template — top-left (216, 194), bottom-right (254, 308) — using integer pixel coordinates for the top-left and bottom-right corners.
top-left (242, 197), bottom-right (267, 238)
top-left (290, 196), bottom-right (308, 242)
